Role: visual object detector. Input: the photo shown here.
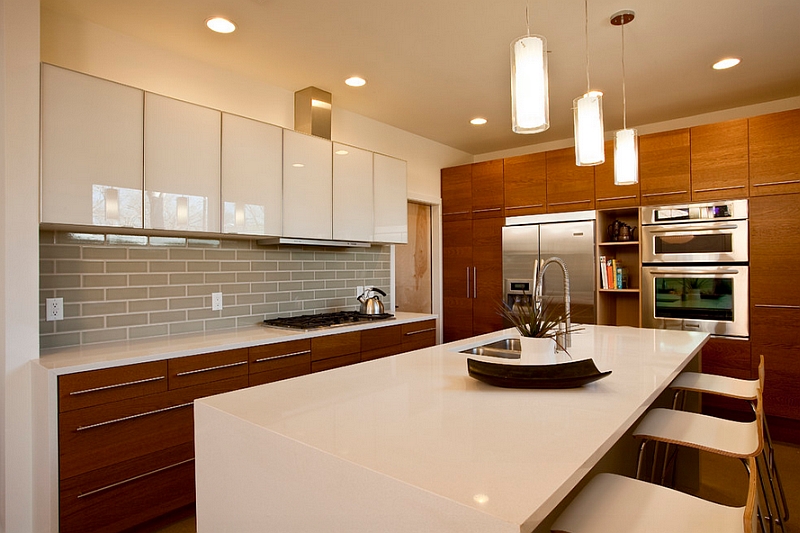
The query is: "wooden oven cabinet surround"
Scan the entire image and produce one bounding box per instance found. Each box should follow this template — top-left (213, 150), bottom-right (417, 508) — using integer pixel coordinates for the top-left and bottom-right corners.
top-left (55, 319), bottom-right (437, 533)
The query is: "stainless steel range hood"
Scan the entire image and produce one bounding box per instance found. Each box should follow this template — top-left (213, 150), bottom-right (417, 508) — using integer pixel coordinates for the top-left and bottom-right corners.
top-left (256, 237), bottom-right (371, 248)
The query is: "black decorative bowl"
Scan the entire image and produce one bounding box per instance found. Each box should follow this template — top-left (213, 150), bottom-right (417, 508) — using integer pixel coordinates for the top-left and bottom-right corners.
top-left (467, 357), bottom-right (611, 389)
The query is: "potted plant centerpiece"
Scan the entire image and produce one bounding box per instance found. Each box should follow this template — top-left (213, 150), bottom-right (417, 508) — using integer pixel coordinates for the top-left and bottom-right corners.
top-left (498, 294), bottom-right (577, 363)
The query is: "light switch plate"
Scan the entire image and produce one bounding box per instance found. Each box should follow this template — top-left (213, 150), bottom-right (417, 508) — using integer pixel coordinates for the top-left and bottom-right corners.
top-left (211, 292), bottom-right (223, 311)
top-left (46, 297), bottom-right (64, 321)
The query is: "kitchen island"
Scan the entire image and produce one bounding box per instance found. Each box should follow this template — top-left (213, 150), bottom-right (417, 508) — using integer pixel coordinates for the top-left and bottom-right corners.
top-left (194, 325), bottom-right (708, 533)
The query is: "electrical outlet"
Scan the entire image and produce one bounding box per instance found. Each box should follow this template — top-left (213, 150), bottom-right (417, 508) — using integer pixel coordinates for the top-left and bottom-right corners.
top-left (46, 297), bottom-right (64, 321)
top-left (211, 292), bottom-right (223, 311)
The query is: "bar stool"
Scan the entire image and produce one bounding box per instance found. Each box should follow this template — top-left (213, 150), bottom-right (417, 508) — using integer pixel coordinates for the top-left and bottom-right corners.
top-left (669, 356), bottom-right (789, 527)
top-left (550, 455), bottom-right (762, 533)
top-left (632, 377), bottom-right (780, 532)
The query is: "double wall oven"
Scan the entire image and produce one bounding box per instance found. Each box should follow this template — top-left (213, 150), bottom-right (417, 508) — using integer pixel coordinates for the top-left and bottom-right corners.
top-left (641, 199), bottom-right (749, 338)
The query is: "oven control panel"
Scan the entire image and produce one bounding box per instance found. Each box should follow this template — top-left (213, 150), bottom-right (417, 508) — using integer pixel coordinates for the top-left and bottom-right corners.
top-left (642, 199), bottom-right (747, 225)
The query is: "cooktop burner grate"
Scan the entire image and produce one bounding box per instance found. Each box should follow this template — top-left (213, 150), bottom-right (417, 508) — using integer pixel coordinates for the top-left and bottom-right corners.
top-left (263, 311), bottom-right (395, 330)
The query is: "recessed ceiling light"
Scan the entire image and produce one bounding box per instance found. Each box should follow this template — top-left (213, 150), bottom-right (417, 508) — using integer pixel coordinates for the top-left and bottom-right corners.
top-left (206, 17), bottom-right (236, 34)
top-left (713, 57), bottom-right (741, 70)
top-left (335, 150), bottom-right (349, 155)
top-left (345, 77), bottom-right (366, 87)
top-left (470, 117), bottom-right (488, 125)
top-left (292, 163), bottom-right (304, 168)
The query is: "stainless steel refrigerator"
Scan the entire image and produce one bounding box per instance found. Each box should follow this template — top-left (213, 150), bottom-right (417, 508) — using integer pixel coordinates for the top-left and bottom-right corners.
top-left (502, 211), bottom-right (597, 325)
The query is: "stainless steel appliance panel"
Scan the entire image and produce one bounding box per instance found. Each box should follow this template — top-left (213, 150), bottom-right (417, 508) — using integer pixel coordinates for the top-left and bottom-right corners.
top-left (641, 219), bottom-right (749, 263)
top-left (642, 265), bottom-right (749, 337)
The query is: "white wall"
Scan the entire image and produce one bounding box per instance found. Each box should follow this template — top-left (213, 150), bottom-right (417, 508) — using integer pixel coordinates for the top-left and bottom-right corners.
top-left (1, 0), bottom-right (40, 531)
top-left (40, 8), bottom-right (471, 203)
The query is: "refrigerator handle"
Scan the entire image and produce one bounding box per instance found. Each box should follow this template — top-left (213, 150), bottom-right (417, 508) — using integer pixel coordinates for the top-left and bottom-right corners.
top-left (473, 267), bottom-right (477, 298)
top-left (466, 268), bottom-right (470, 298)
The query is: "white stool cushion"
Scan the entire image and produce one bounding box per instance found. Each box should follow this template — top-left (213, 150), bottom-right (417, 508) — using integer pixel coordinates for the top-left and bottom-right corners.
top-left (671, 372), bottom-right (758, 401)
top-left (551, 473), bottom-right (745, 533)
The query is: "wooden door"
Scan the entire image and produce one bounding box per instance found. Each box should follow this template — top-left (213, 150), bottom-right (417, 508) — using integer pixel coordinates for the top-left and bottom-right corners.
top-left (749, 108), bottom-right (800, 196)
top-left (472, 217), bottom-right (504, 336)
top-left (441, 164), bottom-right (472, 220)
top-left (504, 152), bottom-right (547, 217)
top-left (594, 139), bottom-right (640, 209)
top-left (545, 147), bottom-right (595, 213)
top-left (639, 129), bottom-right (691, 206)
top-left (750, 194), bottom-right (800, 306)
top-left (690, 119), bottom-right (749, 201)
top-left (471, 160), bottom-right (504, 219)
top-left (443, 219), bottom-right (473, 342)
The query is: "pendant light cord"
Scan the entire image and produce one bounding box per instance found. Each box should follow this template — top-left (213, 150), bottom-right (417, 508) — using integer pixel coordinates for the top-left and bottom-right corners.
top-left (621, 22), bottom-right (627, 129)
top-left (526, 1), bottom-right (531, 36)
top-left (584, 0), bottom-right (590, 93)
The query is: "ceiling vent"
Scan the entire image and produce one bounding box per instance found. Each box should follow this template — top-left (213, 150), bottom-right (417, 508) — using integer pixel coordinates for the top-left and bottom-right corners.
top-left (294, 86), bottom-right (332, 140)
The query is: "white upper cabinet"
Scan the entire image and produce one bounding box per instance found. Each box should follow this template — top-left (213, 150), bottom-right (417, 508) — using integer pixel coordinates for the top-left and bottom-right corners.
top-left (373, 153), bottom-right (408, 243)
top-left (333, 143), bottom-right (373, 242)
top-left (144, 93), bottom-right (221, 232)
top-left (41, 64), bottom-right (144, 227)
top-left (221, 113), bottom-right (283, 236)
top-left (282, 130), bottom-right (333, 240)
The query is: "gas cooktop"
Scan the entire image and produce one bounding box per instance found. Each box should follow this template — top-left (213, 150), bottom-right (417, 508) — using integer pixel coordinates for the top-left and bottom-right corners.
top-left (263, 311), bottom-right (395, 330)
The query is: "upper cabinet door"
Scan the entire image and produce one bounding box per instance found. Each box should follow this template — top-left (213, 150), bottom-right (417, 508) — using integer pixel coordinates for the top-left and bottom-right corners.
top-left (471, 160), bottom-right (504, 219)
top-left (504, 152), bottom-right (547, 217)
top-left (283, 130), bottom-right (333, 240)
top-left (144, 94), bottom-right (221, 232)
top-left (221, 113), bottom-right (282, 236)
top-left (545, 147), bottom-right (595, 213)
top-left (441, 164), bottom-right (472, 220)
top-left (373, 153), bottom-right (408, 244)
top-left (749, 109), bottom-right (800, 196)
top-left (690, 119), bottom-right (749, 201)
top-left (594, 140), bottom-right (640, 209)
top-left (333, 143), bottom-right (373, 242)
top-left (41, 64), bottom-right (144, 227)
top-left (639, 129), bottom-right (691, 206)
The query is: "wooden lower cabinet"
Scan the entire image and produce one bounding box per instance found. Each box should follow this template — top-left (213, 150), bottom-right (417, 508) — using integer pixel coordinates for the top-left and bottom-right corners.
top-left (402, 319), bottom-right (437, 351)
top-left (249, 339), bottom-right (311, 386)
top-left (699, 336), bottom-right (752, 415)
top-left (311, 331), bottom-right (362, 372)
top-left (361, 325), bottom-right (404, 361)
top-left (751, 306), bottom-right (800, 422)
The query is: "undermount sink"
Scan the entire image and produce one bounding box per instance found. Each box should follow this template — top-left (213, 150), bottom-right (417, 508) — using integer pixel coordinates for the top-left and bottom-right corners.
top-left (460, 338), bottom-right (521, 359)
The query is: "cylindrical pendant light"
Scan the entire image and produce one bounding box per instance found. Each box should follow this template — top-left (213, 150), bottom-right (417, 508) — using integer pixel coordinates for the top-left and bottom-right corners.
top-left (573, 0), bottom-right (604, 166)
top-left (511, 4), bottom-right (549, 134)
top-left (611, 10), bottom-right (638, 185)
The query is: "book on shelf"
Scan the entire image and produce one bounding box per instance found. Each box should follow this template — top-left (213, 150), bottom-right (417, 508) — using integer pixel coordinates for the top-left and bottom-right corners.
top-left (599, 255), bottom-right (607, 288)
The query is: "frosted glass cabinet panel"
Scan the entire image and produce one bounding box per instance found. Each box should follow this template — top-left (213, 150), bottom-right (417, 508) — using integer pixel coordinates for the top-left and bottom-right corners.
top-left (374, 153), bottom-right (408, 243)
top-left (221, 114), bottom-right (283, 236)
top-left (41, 64), bottom-right (144, 227)
top-left (333, 143), bottom-right (373, 242)
top-left (144, 93), bottom-right (221, 232)
top-left (282, 130), bottom-right (333, 239)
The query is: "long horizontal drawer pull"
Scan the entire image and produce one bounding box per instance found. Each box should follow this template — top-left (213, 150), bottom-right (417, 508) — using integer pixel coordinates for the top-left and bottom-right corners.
top-left (754, 304), bottom-right (800, 309)
top-left (69, 375), bottom-right (166, 396)
top-left (175, 360), bottom-right (247, 377)
top-left (253, 349), bottom-right (311, 363)
top-left (472, 207), bottom-right (502, 213)
top-left (649, 269), bottom-right (739, 275)
top-left (598, 195), bottom-right (637, 201)
top-left (505, 204), bottom-right (544, 210)
top-left (548, 199), bottom-right (592, 206)
top-left (753, 176), bottom-right (800, 187)
top-left (405, 328), bottom-right (437, 336)
top-left (642, 190), bottom-right (688, 197)
top-left (75, 402), bottom-right (193, 432)
top-left (694, 185), bottom-right (746, 193)
top-left (77, 458), bottom-right (195, 499)
top-left (649, 224), bottom-right (738, 233)
top-left (444, 210), bottom-right (470, 216)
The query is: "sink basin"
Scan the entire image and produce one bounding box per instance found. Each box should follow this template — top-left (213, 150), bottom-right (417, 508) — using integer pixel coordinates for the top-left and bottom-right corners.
top-left (460, 338), bottom-right (521, 359)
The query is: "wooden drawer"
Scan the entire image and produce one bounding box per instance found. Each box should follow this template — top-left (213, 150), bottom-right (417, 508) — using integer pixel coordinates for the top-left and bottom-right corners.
top-left (402, 320), bottom-right (437, 351)
top-left (58, 360), bottom-right (168, 413)
top-left (361, 344), bottom-right (405, 362)
top-left (59, 443), bottom-right (195, 533)
top-left (168, 348), bottom-right (248, 389)
top-left (361, 325), bottom-right (402, 352)
top-left (59, 375), bottom-right (247, 480)
top-left (311, 331), bottom-right (361, 362)
top-left (249, 339), bottom-right (311, 386)
top-left (700, 337), bottom-right (752, 415)
top-left (751, 306), bottom-right (800, 421)
top-left (311, 352), bottom-right (361, 373)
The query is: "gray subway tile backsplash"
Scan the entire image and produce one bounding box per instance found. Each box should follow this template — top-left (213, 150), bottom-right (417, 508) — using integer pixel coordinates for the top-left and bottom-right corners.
top-left (39, 230), bottom-right (392, 348)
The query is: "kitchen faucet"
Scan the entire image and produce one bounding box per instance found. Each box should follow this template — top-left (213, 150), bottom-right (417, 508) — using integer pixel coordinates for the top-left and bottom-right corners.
top-left (535, 257), bottom-right (571, 348)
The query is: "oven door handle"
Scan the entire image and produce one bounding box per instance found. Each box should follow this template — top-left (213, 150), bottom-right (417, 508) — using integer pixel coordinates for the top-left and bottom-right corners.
top-left (647, 269), bottom-right (740, 275)
top-left (647, 224), bottom-right (739, 233)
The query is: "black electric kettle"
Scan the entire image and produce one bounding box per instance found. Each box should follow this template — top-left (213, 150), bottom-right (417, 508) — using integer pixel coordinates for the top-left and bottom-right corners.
top-left (357, 287), bottom-right (387, 315)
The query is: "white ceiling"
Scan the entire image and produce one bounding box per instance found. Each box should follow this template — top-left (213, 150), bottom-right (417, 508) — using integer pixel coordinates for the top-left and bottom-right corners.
top-left (42, 0), bottom-right (800, 155)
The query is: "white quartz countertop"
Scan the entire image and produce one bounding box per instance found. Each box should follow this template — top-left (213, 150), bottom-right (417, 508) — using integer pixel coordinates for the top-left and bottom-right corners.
top-left (36, 311), bottom-right (436, 374)
top-left (194, 325), bottom-right (708, 533)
